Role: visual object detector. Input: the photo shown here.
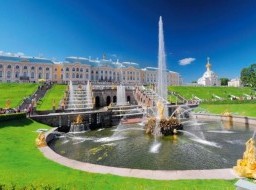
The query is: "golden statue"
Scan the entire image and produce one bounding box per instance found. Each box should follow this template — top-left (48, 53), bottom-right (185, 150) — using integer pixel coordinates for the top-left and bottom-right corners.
top-left (74, 114), bottom-right (83, 124)
top-left (157, 100), bottom-right (164, 120)
top-left (36, 132), bottom-right (47, 147)
top-left (5, 99), bottom-right (10, 109)
top-left (233, 138), bottom-right (256, 178)
top-left (52, 99), bottom-right (56, 107)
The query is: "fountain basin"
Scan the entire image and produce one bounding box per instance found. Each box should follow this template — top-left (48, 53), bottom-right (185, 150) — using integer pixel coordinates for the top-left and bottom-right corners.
top-left (48, 119), bottom-right (254, 170)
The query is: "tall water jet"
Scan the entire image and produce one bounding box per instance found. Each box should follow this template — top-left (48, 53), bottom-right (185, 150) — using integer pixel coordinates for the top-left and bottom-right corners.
top-left (157, 16), bottom-right (167, 102)
top-left (69, 80), bottom-right (74, 107)
top-left (116, 84), bottom-right (126, 106)
top-left (86, 81), bottom-right (93, 108)
top-left (145, 17), bottom-right (183, 137)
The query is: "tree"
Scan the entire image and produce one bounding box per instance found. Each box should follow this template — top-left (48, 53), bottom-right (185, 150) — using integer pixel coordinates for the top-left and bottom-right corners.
top-left (220, 78), bottom-right (229, 86)
top-left (240, 64), bottom-right (256, 87)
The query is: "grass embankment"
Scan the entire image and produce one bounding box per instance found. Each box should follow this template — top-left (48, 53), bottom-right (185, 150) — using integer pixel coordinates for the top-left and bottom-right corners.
top-left (169, 86), bottom-right (253, 101)
top-left (37, 84), bottom-right (66, 111)
top-left (0, 118), bottom-right (235, 189)
top-left (0, 83), bottom-right (38, 108)
top-left (169, 86), bottom-right (256, 116)
top-left (197, 104), bottom-right (256, 117)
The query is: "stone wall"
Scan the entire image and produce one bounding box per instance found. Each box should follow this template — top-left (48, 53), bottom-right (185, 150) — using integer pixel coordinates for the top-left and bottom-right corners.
top-left (193, 113), bottom-right (256, 126)
top-left (31, 111), bottom-right (113, 132)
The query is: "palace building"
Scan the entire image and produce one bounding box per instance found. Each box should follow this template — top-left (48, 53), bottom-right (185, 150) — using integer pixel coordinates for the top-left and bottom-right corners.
top-left (0, 53), bottom-right (182, 85)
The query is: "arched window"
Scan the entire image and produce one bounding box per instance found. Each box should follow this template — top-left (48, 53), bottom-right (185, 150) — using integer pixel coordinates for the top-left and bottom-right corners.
top-left (76, 68), bottom-right (79, 72)
top-left (80, 74), bottom-right (83, 78)
top-left (86, 69), bottom-right (89, 72)
top-left (46, 73), bottom-right (49, 79)
top-left (16, 65), bottom-right (19, 69)
top-left (66, 67), bottom-right (69, 71)
top-left (66, 73), bottom-right (69, 78)
top-left (7, 65), bottom-right (11, 69)
top-left (15, 72), bottom-right (19, 78)
top-left (39, 67), bottom-right (42, 71)
top-left (76, 73), bottom-right (79, 78)
top-left (38, 73), bottom-right (42, 79)
top-left (80, 68), bottom-right (83, 72)
top-left (0, 64), bottom-right (3, 69)
top-left (72, 73), bottom-right (75, 78)
top-left (31, 72), bottom-right (34, 78)
top-left (46, 67), bottom-right (50, 71)
top-left (23, 66), bottom-right (28, 70)
top-left (31, 66), bottom-right (35, 70)
top-left (72, 68), bottom-right (75, 72)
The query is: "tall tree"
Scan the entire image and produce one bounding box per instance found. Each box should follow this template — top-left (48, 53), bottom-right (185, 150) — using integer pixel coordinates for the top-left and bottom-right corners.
top-left (240, 64), bottom-right (256, 87)
top-left (220, 78), bottom-right (229, 86)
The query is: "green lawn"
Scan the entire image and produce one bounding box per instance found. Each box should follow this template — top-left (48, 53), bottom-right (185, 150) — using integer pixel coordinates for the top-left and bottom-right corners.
top-left (169, 86), bottom-right (253, 101)
top-left (196, 104), bottom-right (256, 117)
top-left (37, 84), bottom-right (66, 111)
top-left (0, 83), bottom-right (38, 108)
top-left (0, 118), bottom-right (236, 189)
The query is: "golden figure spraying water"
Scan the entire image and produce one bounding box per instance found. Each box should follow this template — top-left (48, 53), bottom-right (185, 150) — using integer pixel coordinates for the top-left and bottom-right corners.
top-left (233, 138), bottom-right (256, 178)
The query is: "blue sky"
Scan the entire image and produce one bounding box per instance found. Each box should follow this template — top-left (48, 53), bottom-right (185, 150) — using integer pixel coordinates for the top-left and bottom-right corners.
top-left (0, 0), bottom-right (256, 82)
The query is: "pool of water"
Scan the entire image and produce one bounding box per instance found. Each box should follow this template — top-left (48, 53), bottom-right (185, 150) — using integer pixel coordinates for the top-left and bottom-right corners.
top-left (48, 120), bottom-right (253, 170)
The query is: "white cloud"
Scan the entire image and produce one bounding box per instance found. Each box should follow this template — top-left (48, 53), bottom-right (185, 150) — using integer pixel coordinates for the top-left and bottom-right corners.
top-left (179, 57), bottom-right (195, 66)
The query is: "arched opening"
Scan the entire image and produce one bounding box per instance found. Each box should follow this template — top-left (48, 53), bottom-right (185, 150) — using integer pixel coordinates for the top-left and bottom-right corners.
top-left (113, 96), bottom-right (117, 103)
top-left (127, 95), bottom-right (131, 103)
top-left (95, 96), bottom-right (100, 108)
top-left (106, 96), bottom-right (111, 106)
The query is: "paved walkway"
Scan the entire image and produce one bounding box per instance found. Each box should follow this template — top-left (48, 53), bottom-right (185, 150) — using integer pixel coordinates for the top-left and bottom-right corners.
top-left (39, 145), bottom-right (240, 180)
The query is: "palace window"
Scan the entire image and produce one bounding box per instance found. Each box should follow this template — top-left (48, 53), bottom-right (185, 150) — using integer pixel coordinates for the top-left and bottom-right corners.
top-left (7, 65), bottom-right (11, 69)
top-left (24, 66), bottom-right (28, 70)
top-left (7, 71), bottom-right (11, 78)
top-left (31, 66), bottom-right (35, 70)
top-left (31, 72), bottom-right (34, 78)
top-left (66, 68), bottom-right (69, 71)
top-left (15, 72), bottom-right (19, 78)
top-left (46, 67), bottom-right (50, 71)
top-left (16, 65), bottom-right (19, 69)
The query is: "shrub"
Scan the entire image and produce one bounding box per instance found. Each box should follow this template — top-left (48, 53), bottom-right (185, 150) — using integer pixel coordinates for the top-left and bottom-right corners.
top-left (0, 113), bottom-right (26, 122)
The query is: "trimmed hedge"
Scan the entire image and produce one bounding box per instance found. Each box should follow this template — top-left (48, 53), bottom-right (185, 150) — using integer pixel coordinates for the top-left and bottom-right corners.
top-left (0, 113), bottom-right (26, 122)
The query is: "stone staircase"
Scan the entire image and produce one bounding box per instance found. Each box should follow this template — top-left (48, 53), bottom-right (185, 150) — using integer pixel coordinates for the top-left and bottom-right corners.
top-left (19, 83), bottom-right (53, 113)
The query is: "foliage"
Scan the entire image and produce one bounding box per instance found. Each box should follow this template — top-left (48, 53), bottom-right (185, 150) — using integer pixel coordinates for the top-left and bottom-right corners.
top-left (240, 64), bottom-right (256, 87)
top-left (0, 83), bottom-right (38, 108)
top-left (36, 84), bottom-right (66, 110)
top-left (0, 118), bottom-right (235, 189)
top-left (220, 78), bottom-right (230, 86)
top-left (0, 112), bottom-right (26, 122)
